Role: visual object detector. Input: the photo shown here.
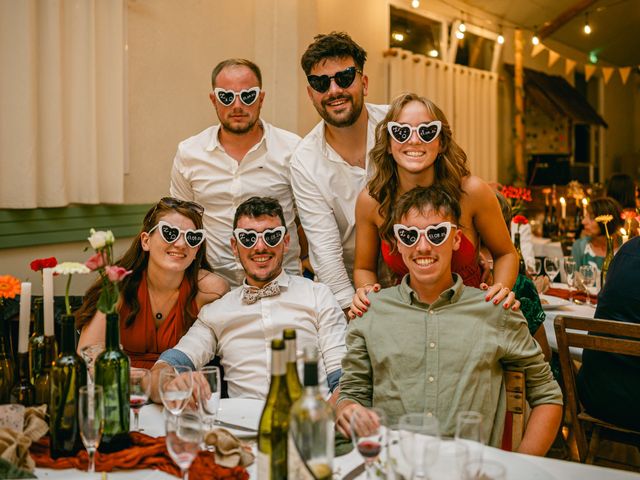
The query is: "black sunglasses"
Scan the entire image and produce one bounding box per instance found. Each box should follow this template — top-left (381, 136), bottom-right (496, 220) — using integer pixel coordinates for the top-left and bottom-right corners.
top-left (306, 66), bottom-right (361, 93)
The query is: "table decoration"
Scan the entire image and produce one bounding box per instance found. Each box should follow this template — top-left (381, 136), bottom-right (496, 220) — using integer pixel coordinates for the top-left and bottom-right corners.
top-left (0, 404), bottom-right (48, 473)
top-left (0, 274), bottom-right (20, 403)
top-left (11, 282), bottom-right (34, 406)
top-left (595, 214), bottom-right (614, 285)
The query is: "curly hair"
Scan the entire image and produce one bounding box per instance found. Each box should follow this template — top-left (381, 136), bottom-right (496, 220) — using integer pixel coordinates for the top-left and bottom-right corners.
top-left (75, 197), bottom-right (212, 334)
top-left (369, 93), bottom-right (471, 246)
top-left (300, 32), bottom-right (367, 75)
top-left (588, 197), bottom-right (624, 236)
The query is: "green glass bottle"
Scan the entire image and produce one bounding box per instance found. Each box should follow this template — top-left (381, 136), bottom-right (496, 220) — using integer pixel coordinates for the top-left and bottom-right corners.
top-left (258, 339), bottom-right (292, 479)
top-left (283, 329), bottom-right (303, 404)
top-left (600, 235), bottom-right (615, 287)
top-left (95, 312), bottom-right (130, 453)
top-left (29, 298), bottom-right (50, 404)
top-left (10, 352), bottom-right (35, 406)
top-left (50, 315), bottom-right (87, 458)
top-left (514, 232), bottom-right (527, 276)
top-left (0, 307), bottom-right (15, 403)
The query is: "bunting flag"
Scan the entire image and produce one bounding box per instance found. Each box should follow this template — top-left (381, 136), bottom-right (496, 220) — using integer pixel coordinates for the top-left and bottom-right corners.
top-left (619, 67), bottom-right (632, 85)
top-left (584, 64), bottom-right (597, 81)
top-left (548, 50), bottom-right (561, 68)
top-left (602, 67), bottom-right (614, 84)
top-left (565, 58), bottom-right (576, 76)
top-left (531, 43), bottom-right (546, 58)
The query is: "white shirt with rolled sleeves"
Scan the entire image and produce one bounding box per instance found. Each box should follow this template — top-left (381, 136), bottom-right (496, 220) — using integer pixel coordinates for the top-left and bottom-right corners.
top-left (159, 271), bottom-right (347, 400)
top-left (170, 121), bottom-right (301, 287)
top-left (290, 103), bottom-right (388, 309)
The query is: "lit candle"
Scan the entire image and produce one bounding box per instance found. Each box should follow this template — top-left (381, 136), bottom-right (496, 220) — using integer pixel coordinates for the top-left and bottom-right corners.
top-left (18, 282), bottom-right (32, 353)
top-left (559, 197), bottom-right (566, 219)
top-left (43, 267), bottom-right (55, 336)
top-left (621, 228), bottom-right (629, 244)
top-left (582, 198), bottom-right (588, 217)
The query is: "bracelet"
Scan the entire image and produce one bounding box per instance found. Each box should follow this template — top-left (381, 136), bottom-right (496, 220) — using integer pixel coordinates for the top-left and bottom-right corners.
top-left (300, 255), bottom-right (309, 261)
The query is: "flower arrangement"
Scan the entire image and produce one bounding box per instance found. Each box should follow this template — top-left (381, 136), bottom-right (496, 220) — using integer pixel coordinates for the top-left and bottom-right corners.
top-left (595, 215), bottom-right (613, 239)
top-left (86, 229), bottom-right (131, 314)
top-left (30, 257), bottom-right (58, 272)
top-left (500, 186), bottom-right (532, 215)
top-left (52, 262), bottom-right (91, 315)
top-left (512, 214), bottom-right (529, 233)
top-left (0, 275), bottom-right (21, 307)
top-left (565, 180), bottom-right (586, 201)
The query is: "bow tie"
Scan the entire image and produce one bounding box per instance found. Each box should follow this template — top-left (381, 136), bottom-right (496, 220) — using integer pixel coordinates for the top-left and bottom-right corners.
top-left (242, 281), bottom-right (281, 305)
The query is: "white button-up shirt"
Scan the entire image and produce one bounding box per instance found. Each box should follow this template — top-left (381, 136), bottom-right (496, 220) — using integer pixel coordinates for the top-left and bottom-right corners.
top-left (166, 271), bottom-right (347, 399)
top-left (290, 104), bottom-right (388, 309)
top-left (170, 121), bottom-right (302, 287)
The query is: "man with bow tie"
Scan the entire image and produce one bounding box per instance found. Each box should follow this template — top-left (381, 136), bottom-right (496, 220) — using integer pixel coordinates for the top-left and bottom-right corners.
top-left (150, 197), bottom-right (347, 401)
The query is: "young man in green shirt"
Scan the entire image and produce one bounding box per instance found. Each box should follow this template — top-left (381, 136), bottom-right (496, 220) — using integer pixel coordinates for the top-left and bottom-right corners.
top-left (336, 186), bottom-right (562, 456)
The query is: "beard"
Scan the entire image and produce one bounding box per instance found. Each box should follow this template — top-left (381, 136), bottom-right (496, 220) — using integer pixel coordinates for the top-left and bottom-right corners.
top-left (316, 92), bottom-right (364, 128)
top-left (239, 249), bottom-right (284, 286)
top-left (220, 115), bottom-right (260, 134)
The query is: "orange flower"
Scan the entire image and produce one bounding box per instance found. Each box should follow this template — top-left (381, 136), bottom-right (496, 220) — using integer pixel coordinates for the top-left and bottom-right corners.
top-left (0, 275), bottom-right (21, 300)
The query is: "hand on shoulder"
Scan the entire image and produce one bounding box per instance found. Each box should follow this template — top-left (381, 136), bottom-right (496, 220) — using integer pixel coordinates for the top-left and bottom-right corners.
top-left (196, 270), bottom-right (229, 307)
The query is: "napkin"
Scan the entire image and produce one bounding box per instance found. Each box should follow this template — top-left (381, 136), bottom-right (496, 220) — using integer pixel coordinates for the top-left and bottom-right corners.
top-left (30, 431), bottom-right (249, 480)
top-left (204, 428), bottom-right (255, 468)
top-left (0, 404), bottom-right (48, 472)
top-left (545, 287), bottom-right (594, 304)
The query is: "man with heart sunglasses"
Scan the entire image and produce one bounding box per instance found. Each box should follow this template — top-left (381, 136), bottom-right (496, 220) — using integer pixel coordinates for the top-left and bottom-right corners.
top-left (151, 197), bottom-right (347, 401)
top-left (337, 186), bottom-right (562, 456)
top-left (291, 32), bottom-right (388, 313)
top-left (171, 58), bottom-right (303, 287)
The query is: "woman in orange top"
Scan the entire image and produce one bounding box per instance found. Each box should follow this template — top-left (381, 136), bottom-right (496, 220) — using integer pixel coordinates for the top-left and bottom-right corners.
top-left (76, 197), bottom-right (228, 368)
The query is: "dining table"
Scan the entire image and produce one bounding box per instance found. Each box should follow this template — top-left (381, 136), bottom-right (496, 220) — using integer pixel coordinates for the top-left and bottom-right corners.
top-left (33, 397), bottom-right (640, 479)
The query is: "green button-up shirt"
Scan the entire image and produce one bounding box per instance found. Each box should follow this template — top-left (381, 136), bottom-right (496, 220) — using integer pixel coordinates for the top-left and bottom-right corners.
top-left (338, 274), bottom-right (563, 447)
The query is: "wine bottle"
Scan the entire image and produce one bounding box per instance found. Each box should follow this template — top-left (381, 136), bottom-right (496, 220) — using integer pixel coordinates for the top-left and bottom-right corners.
top-left (549, 186), bottom-right (559, 238)
top-left (258, 339), bottom-right (292, 479)
top-left (542, 195), bottom-right (552, 238)
top-left (50, 315), bottom-right (87, 458)
top-left (283, 328), bottom-right (303, 404)
top-left (288, 347), bottom-right (334, 480)
top-left (514, 233), bottom-right (527, 276)
top-left (95, 312), bottom-right (131, 453)
top-left (29, 298), bottom-right (51, 404)
top-left (10, 352), bottom-right (35, 406)
top-left (0, 307), bottom-right (15, 403)
top-left (573, 198), bottom-right (583, 234)
top-left (600, 236), bottom-right (615, 287)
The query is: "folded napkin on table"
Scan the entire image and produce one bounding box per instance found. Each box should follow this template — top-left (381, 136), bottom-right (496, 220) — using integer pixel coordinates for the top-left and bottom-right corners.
top-left (545, 287), bottom-right (595, 305)
top-left (204, 428), bottom-right (255, 468)
top-left (31, 431), bottom-right (249, 480)
top-left (0, 404), bottom-right (48, 473)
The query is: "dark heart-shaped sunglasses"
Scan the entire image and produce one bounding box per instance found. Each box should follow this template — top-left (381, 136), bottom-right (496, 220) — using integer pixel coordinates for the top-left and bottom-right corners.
top-left (387, 120), bottom-right (442, 144)
top-left (306, 66), bottom-right (361, 93)
top-left (213, 87), bottom-right (261, 106)
top-left (149, 221), bottom-right (205, 248)
top-left (393, 222), bottom-right (456, 247)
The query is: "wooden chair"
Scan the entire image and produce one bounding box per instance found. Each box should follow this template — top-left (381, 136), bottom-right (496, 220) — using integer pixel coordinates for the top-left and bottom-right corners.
top-left (554, 315), bottom-right (640, 467)
top-left (502, 369), bottom-right (526, 451)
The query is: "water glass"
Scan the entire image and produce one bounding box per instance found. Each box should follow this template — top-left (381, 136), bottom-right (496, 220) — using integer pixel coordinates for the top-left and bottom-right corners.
top-left (130, 367), bottom-right (151, 431)
top-left (455, 411), bottom-right (485, 478)
top-left (544, 257), bottom-right (560, 282)
top-left (579, 264), bottom-right (597, 304)
top-left (78, 385), bottom-right (104, 474)
top-left (398, 413), bottom-right (440, 479)
top-left (563, 258), bottom-right (577, 302)
top-left (350, 407), bottom-right (387, 480)
top-left (387, 425), bottom-right (413, 480)
top-left (165, 410), bottom-right (203, 480)
top-left (197, 366), bottom-right (221, 431)
top-left (159, 366), bottom-right (193, 415)
top-left (463, 459), bottom-right (506, 480)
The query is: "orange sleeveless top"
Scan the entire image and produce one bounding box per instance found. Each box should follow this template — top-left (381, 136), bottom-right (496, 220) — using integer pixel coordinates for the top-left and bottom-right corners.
top-left (119, 272), bottom-right (197, 369)
top-left (381, 233), bottom-right (482, 288)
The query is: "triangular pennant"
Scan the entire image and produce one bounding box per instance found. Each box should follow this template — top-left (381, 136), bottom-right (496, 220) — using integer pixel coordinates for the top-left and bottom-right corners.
top-left (619, 67), bottom-right (632, 85)
top-left (531, 43), bottom-right (546, 58)
top-left (548, 50), bottom-right (561, 68)
top-left (602, 67), bottom-right (614, 84)
top-left (565, 58), bottom-right (576, 76)
top-left (584, 64), bottom-right (597, 81)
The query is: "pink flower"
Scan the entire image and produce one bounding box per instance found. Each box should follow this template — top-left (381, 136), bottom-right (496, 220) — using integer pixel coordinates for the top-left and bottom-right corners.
top-left (105, 265), bottom-right (132, 282)
top-left (85, 252), bottom-right (107, 271)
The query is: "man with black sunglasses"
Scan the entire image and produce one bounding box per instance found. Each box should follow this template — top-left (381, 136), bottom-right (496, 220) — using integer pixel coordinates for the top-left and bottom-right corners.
top-left (150, 197), bottom-right (347, 401)
top-left (171, 58), bottom-right (302, 288)
top-left (291, 32), bottom-right (388, 314)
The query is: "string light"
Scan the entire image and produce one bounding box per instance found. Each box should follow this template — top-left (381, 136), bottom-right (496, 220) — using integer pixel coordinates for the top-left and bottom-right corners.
top-left (428, 49), bottom-right (439, 57)
top-left (392, 32), bottom-right (405, 42)
top-left (459, 21), bottom-right (466, 33)
top-left (456, 30), bottom-right (465, 40)
top-left (411, 0), bottom-right (420, 8)
top-left (532, 28), bottom-right (540, 45)
top-left (583, 13), bottom-right (592, 34)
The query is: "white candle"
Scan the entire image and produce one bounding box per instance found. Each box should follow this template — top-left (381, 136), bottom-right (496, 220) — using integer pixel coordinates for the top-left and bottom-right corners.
top-left (43, 267), bottom-right (55, 336)
top-left (621, 228), bottom-right (629, 244)
top-left (18, 282), bottom-right (32, 353)
top-left (559, 197), bottom-right (566, 219)
top-left (582, 198), bottom-right (588, 217)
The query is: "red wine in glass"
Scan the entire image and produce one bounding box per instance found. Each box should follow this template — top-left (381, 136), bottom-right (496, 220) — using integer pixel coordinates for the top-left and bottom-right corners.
top-left (130, 394), bottom-right (147, 409)
top-left (357, 440), bottom-right (381, 460)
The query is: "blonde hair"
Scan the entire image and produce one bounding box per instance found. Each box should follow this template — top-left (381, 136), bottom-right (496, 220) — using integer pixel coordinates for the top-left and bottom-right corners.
top-left (368, 93), bottom-right (471, 245)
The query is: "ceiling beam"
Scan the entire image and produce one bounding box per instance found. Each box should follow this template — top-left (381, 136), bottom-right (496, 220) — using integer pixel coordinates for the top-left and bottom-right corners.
top-left (538, 0), bottom-right (599, 40)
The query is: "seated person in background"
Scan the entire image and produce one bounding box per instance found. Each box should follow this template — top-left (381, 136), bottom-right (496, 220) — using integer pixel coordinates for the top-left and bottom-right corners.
top-left (336, 186), bottom-right (563, 456)
top-left (572, 197), bottom-right (623, 270)
top-left (76, 197), bottom-right (229, 368)
top-left (606, 172), bottom-right (639, 238)
top-left (150, 196), bottom-right (347, 401)
top-left (577, 235), bottom-right (640, 430)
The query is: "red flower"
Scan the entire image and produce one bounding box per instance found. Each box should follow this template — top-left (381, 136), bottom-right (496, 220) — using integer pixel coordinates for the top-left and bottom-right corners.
top-left (85, 252), bottom-right (107, 271)
top-left (30, 257), bottom-right (58, 272)
top-left (513, 215), bottom-right (529, 225)
top-left (621, 210), bottom-right (637, 221)
top-left (105, 265), bottom-right (132, 282)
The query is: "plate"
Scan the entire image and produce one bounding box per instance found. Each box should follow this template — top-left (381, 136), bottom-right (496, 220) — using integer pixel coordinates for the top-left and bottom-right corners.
top-left (539, 294), bottom-right (571, 310)
top-left (216, 398), bottom-right (262, 438)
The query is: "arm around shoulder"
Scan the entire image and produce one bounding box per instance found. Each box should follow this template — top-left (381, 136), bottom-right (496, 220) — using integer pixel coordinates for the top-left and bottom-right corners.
top-left (196, 270), bottom-right (229, 308)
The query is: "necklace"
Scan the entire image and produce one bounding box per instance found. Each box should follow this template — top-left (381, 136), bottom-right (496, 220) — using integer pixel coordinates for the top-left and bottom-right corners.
top-left (148, 285), bottom-right (180, 322)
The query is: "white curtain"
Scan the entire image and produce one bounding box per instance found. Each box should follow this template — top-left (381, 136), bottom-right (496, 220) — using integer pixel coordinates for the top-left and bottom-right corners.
top-left (0, 0), bottom-right (126, 208)
top-left (387, 49), bottom-right (498, 182)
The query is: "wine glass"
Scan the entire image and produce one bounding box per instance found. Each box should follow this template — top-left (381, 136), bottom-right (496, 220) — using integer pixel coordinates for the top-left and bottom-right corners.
top-left (455, 411), bottom-right (485, 479)
top-left (544, 257), bottom-right (560, 283)
top-left (579, 264), bottom-right (597, 305)
top-left (350, 407), bottom-right (387, 479)
top-left (159, 366), bottom-right (193, 415)
top-left (78, 385), bottom-right (104, 474)
top-left (398, 413), bottom-right (440, 479)
top-left (387, 425), bottom-right (413, 480)
top-left (165, 410), bottom-right (203, 480)
top-left (80, 343), bottom-right (105, 384)
top-left (197, 366), bottom-right (221, 432)
top-left (563, 258), bottom-right (577, 302)
top-left (130, 367), bottom-right (151, 432)
top-left (463, 459), bottom-right (506, 480)
top-left (526, 258), bottom-right (542, 278)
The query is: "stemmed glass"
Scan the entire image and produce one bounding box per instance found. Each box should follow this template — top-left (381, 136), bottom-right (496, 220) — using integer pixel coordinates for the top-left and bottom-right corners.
top-left (350, 407), bottom-right (387, 479)
top-left (130, 367), bottom-right (151, 432)
top-left (197, 366), bottom-right (221, 432)
top-left (78, 385), bottom-right (104, 474)
top-left (398, 413), bottom-right (440, 479)
top-left (526, 258), bottom-right (542, 278)
top-left (563, 258), bottom-right (577, 302)
top-left (544, 257), bottom-right (560, 283)
top-left (455, 411), bottom-right (485, 479)
top-left (80, 343), bottom-right (105, 385)
top-left (579, 265), bottom-right (597, 305)
top-left (166, 410), bottom-right (203, 480)
top-left (159, 366), bottom-right (193, 415)
top-left (387, 425), bottom-right (413, 480)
